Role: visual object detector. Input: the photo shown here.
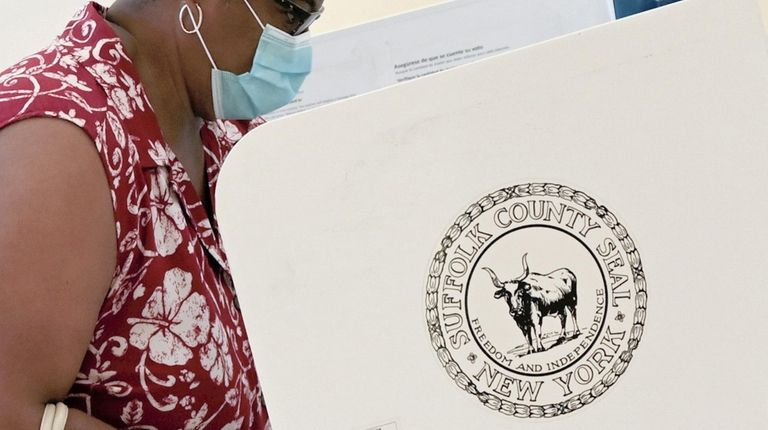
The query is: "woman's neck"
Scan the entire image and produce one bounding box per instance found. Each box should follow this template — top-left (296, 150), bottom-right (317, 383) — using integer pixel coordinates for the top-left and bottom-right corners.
top-left (104, 2), bottom-right (202, 150)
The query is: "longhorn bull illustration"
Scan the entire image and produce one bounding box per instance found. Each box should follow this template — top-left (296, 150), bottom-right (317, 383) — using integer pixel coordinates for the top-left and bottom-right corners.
top-left (482, 254), bottom-right (579, 355)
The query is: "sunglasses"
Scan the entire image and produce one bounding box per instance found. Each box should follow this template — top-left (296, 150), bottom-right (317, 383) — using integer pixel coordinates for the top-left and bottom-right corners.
top-left (273, 0), bottom-right (324, 35)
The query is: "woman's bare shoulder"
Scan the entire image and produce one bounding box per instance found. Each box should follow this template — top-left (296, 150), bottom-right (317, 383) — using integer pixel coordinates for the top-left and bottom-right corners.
top-left (0, 118), bottom-right (116, 409)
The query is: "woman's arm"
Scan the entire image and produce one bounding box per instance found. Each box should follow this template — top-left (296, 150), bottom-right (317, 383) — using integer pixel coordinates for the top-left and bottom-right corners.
top-left (0, 119), bottom-right (118, 429)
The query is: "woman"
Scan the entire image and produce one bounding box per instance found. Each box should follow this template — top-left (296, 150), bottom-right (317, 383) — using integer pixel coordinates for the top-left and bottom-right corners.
top-left (0, 0), bottom-right (322, 428)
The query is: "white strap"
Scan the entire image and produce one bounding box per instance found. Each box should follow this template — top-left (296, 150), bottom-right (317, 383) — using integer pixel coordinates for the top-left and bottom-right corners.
top-left (40, 403), bottom-right (68, 430)
top-left (39, 404), bottom-right (55, 430)
top-left (52, 402), bottom-right (69, 430)
top-left (178, 3), bottom-right (219, 69)
top-left (242, 0), bottom-right (266, 30)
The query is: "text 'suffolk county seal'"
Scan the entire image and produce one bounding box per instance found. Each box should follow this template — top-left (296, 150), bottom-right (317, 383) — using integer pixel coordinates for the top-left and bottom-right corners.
top-left (425, 183), bottom-right (647, 418)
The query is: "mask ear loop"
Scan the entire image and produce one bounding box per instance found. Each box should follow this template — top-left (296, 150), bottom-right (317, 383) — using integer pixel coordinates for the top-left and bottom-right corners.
top-left (241, 0), bottom-right (266, 30)
top-left (179, 3), bottom-right (219, 69)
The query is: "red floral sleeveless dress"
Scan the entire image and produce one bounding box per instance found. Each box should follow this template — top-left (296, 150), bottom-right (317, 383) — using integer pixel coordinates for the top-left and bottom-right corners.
top-left (0, 3), bottom-right (271, 429)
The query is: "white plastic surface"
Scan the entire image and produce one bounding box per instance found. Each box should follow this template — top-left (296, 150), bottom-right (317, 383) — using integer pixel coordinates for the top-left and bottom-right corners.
top-left (217, 0), bottom-right (768, 428)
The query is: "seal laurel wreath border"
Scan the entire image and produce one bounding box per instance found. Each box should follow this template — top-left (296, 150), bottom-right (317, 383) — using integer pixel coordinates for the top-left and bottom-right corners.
top-left (425, 183), bottom-right (647, 419)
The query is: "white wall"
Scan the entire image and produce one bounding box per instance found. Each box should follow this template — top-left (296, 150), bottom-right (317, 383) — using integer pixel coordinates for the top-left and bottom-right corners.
top-left (311, 0), bottom-right (449, 33)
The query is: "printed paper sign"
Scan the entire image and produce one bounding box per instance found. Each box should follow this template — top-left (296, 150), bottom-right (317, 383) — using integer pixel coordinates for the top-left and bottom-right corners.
top-left (265, 0), bottom-right (615, 120)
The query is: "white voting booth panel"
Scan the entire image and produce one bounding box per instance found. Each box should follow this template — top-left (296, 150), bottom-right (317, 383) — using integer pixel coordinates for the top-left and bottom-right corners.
top-left (218, 0), bottom-right (768, 429)
top-left (265, 0), bottom-right (615, 120)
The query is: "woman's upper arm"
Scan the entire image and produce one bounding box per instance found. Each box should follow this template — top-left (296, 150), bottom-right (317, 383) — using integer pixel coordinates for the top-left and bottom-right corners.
top-left (0, 118), bottom-right (117, 419)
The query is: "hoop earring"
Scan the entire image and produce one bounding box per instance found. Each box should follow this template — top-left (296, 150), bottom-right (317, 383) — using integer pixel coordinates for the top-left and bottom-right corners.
top-left (178, 3), bottom-right (218, 69)
top-left (178, 2), bottom-right (203, 34)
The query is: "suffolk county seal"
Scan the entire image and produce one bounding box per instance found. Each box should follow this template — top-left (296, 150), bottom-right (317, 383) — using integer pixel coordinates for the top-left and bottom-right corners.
top-left (425, 183), bottom-right (647, 418)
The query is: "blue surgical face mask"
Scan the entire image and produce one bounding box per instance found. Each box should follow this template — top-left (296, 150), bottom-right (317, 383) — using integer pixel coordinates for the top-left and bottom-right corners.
top-left (179, 2), bottom-right (313, 120)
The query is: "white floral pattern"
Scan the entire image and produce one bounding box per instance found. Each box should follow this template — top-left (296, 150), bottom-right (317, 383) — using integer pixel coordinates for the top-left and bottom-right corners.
top-left (120, 400), bottom-right (143, 425)
top-left (222, 417), bottom-right (245, 430)
top-left (200, 317), bottom-right (234, 386)
top-left (0, 2), bottom-right (270, 429)
top-left (128, 268), bottom-right (210, 366)
top-left (148, 167), bottom-right (187, 257)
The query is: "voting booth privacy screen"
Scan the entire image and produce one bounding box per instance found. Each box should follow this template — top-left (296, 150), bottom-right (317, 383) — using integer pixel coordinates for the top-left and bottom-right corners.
top-left (218, 0), bottom-right (768, 429)
top-left (264, 0), bottom-right (616, 120)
